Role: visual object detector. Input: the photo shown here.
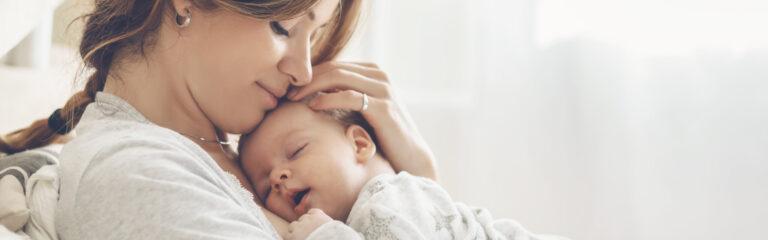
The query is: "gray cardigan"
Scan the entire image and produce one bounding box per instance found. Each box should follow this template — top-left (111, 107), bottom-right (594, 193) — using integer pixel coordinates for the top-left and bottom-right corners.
top-left (55, 92), bottom-right (279, 239)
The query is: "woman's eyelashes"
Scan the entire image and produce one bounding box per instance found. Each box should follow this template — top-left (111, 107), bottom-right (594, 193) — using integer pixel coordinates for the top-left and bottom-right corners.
top-left (270, 21), bottom-right (291, 37)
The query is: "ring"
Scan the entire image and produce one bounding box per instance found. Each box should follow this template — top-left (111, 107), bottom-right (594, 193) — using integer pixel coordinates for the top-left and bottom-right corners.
top-left (361, 93), bottom-right (369, 112)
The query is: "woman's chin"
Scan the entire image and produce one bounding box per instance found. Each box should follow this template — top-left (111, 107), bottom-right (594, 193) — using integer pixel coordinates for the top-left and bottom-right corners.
top-left (216, 113), bottom-right (265, 134)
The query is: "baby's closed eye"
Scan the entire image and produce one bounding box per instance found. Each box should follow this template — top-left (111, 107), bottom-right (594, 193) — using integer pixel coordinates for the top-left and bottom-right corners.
top-left (287, 142), bottom-right (308, 159)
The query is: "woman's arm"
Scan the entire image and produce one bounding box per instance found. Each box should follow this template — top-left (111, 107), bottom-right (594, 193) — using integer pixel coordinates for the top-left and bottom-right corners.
top-left (287, 61), bottom-right (438, 180)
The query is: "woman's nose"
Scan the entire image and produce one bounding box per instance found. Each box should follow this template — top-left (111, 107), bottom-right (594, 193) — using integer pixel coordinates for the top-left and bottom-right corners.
top-left (278, 39), bottom-right (313, 86)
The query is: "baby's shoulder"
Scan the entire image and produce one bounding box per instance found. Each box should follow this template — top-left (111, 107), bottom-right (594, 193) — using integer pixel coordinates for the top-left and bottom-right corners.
top-left (353, 171), bottom-right (455, 211)
top-left (367, 171), bottom-right (444, 194)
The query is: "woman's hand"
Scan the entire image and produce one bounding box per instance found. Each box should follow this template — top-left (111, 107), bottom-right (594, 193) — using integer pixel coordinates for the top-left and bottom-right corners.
top-left (286, 208), bottom-right (333, 240)
top-left (287, 61), bottom-right (437, 180)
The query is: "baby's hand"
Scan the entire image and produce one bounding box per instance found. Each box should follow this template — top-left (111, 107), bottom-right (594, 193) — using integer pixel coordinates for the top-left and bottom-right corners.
top-left (286, 208), bottom-right (333, 240)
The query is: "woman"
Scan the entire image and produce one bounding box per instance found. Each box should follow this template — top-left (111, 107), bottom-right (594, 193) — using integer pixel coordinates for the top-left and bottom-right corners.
top-left (0, 0), bottom-right (436, 238)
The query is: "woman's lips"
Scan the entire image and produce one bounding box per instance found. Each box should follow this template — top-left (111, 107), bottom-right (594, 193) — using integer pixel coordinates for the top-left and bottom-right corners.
top-left (254, 82), bottom-right (277, 108)
top-left (293, 190), bottom-right (310, 216)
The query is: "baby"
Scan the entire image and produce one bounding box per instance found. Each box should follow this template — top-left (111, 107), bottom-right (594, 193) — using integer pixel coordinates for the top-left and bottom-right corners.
top-left (239, 98), bottom-right (566, 240)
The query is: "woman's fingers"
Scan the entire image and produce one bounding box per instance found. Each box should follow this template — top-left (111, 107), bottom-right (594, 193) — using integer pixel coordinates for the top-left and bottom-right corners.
top-left (307, 90), bottom-right (380, 113)
top-left (288, 68), bottom-right (389, 101)
top-left (313, 61), bottom-right (388, 82)
top-left (291, 61), bottom-right (438, 181)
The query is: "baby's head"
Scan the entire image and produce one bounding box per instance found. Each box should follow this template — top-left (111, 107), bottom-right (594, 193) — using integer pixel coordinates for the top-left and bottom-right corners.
top-left (239, 97), bottom-right (393, 222)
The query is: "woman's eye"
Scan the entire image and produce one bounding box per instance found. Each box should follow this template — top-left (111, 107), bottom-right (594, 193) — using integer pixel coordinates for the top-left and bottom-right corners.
top-left (270, 21), bottom-right (291, 37)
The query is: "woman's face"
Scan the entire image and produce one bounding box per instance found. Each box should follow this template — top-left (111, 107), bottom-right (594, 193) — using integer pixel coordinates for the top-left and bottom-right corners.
top-left (177, 0), bottom-right (340, 134)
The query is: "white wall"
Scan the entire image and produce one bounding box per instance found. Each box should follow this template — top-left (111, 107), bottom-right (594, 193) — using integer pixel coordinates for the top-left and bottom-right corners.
top-left (1, 0), bottom-right (88, 133)
top-left (341, 1), bottom-right (768, 240)
top-left (3, 1), bottom-right (767, 239)
top-left (0, 44), bottom-right (82, 134)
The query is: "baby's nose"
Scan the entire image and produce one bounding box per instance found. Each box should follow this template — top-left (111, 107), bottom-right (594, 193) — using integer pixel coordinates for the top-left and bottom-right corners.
top-left (272, 173), bottom-right (289, 192)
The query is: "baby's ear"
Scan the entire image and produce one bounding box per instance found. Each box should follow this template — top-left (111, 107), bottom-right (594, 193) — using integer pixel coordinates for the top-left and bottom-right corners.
top-left (345, 125), bottom-right (376, 163)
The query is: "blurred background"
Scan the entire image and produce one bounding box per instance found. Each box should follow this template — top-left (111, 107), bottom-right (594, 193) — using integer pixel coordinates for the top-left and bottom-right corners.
top-left (2, 1), bottom-right (767, 240)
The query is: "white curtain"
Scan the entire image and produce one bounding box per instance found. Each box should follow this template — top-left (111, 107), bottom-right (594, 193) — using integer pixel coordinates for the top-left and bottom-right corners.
top-left (342, 1), bottom-right (768, 240)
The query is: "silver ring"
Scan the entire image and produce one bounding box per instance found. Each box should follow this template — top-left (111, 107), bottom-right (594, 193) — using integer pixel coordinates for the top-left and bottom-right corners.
top-left (176, 8), bottom-right (191, 28)
top-left (361, 93), bottom-right (369, 112)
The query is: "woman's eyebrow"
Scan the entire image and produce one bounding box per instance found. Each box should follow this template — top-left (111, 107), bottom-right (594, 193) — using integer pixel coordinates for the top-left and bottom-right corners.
top-left (308, 10), bottom-right (330, 28)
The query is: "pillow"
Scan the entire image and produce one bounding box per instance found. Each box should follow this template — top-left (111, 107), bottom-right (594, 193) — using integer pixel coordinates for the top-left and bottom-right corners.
top-left (0, 146), bottom-right (59, 232)
top-left (0, 175), bottom-right (29, 231)
top-left (25, 164), bottom-right (60, 240)
top-left (0, 223), bottom-right (29, 240)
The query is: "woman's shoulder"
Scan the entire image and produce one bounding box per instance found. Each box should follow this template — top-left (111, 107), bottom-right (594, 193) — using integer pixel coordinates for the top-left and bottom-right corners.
top-left (60, 92), bottom-right (210, 170)
top-left (57, 116), bottom-right (226, 199)
top-left (56, 92), bottom-right (237, 209)
top-left (55, 137), bottom-right (280, 239)
top-left (55, 113), bottom-right (282, 239)
top-left (56, 98), bottom-right (224, 196)
top-left (62, 115), bottom-right (206, 169)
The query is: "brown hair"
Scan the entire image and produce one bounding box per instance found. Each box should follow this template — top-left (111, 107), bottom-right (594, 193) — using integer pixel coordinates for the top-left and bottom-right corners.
top-left (0, 0), bottom-right (362, 155)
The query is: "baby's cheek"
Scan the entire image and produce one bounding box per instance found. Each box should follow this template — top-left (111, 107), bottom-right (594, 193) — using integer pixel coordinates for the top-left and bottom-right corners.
top-left (266, 195), bottom-right (298, 221)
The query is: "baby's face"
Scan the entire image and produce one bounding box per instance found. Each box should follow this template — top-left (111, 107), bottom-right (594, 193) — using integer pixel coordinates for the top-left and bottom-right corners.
top-left (240, 102), bottom-right (368, 222)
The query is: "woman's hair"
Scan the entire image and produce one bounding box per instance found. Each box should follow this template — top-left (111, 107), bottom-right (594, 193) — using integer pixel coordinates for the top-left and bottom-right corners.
top-left (0, 0), bottom-right (362, 155)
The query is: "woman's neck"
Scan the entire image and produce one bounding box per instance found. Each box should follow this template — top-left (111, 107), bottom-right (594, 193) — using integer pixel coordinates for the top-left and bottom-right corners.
top-left (103, 51), bottom-right (229, 155)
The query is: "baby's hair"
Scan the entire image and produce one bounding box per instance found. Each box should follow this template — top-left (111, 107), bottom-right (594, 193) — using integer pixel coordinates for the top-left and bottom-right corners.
top-left (300, 93), bottom-right (379, 147)
top-left (237, 92), bottom-right (379, 155)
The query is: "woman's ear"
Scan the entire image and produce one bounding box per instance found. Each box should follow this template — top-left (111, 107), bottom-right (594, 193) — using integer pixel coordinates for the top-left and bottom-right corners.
top-left (345, 125), bottom-right (376, 163)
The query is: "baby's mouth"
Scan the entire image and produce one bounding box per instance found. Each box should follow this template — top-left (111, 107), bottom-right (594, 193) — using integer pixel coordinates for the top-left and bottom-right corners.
top-left (293, 188), bottom-right (310, 206)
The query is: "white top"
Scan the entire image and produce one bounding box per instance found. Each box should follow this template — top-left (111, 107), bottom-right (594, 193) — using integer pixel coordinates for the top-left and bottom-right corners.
top-left (307, 172), bottom-right (569, 240)
top-left (55, 92), bottom-right (280, 240)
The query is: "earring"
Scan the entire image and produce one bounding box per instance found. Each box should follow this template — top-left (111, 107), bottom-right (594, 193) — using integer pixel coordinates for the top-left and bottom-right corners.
top-left (175, 8), bottom-right (191, 28)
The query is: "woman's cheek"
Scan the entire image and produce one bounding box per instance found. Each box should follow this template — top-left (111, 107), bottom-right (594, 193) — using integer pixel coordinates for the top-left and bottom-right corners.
top-left (270, 35), bottom-right (288, 54)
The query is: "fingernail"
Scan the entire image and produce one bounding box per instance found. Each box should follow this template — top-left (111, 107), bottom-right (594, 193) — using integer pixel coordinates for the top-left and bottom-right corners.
top-left (287, 90), bottom-right (298, 100)
top-left (308, 99), bottom-right (317, 108)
